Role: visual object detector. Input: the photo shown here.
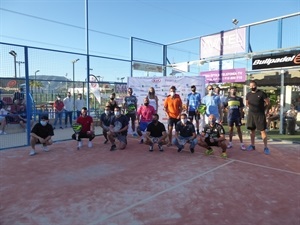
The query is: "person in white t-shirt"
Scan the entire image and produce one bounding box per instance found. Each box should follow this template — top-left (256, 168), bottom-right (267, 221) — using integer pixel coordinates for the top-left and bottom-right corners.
top-left (63, 92), bottom-right (74, 127)
top-left (0, 107), bottom-right (8, 134)
top-left (75, 93), bottom-right (85, 118)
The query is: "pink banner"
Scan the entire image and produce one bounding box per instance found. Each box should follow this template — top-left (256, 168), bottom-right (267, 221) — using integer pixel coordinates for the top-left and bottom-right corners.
top-left (200, 68), bottom-right (246, 83)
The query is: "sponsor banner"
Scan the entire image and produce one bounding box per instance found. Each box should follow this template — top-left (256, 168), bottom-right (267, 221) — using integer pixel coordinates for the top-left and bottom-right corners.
top-left (89, 75), bottom-right (101, 104)
top-left (132, 62), bottom-right (163, 73)
top-left (200, 27), bottom-right (246, 58)
top-left (200, 68), bottom-right (246, 83)
top-left (252, 51), bottom-right (300, 70)
top-left (128, 76), bottom-right (205, 126)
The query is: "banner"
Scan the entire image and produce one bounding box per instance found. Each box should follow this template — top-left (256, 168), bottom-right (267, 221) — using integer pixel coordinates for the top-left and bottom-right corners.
top-left (128, 76), bottom-right (206, 126)
top-left (89, 75), bottom-right (101, 104)
top-left (200, 28), bottom-right (246, 58)
top-left (200, 68), bottom-right (246, 83)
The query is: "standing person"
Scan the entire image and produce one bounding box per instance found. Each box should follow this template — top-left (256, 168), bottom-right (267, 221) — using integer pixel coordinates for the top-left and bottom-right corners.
top-left (172, 113), bottom-right (198, 153)
top-left (107, 93), bottom-right (118, 113)
top-left (99, 105), bottom-right (113, 144)
top-left (75, 93), bottom-right (85, 118)
top-left (123, 87), bottom-right (138, 136)
top-left (146, 87), bottom-right (159, 113)
top-left (198, 114), bottom-right (227, 158)
top-left (136, 97), bottom-right (156, 144)
top-left (13, 87), bottom-right (25, 103)
top-left (145, 113), bottom-right (168, 152)
top-left (29, 115), bottom-right (54, 156)
top-left (214, 86), bottom-right (226, 124)
top-left (0, 105), bottom-right (8, 135)
top-left (63, 92), bottom-right (73, 128)
top-left (202, 85), bottom-right (222, 125)
top-left (164, 86), bottom-right (182, 146)
top-left (72, 107), bottom-right (95, 149)
top-left (186, 85), bottom-right (201, 135)
top-left (108, 106), bottom-right (129, 151)
top-left (53, 95), bottom-right (64, 129)
top-left (223, 86), bottom-right (246, 150)
top-left (246, 80), bottom-right (270, 154)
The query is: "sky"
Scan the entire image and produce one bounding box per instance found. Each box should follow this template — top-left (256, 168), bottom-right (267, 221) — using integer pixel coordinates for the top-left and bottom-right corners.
top-left (0, 0), bottom-right (299, 82)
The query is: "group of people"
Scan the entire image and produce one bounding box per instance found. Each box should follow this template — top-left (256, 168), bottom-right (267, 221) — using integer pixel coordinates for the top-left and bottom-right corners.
top-left (27, 80), bottom-right (273, 157)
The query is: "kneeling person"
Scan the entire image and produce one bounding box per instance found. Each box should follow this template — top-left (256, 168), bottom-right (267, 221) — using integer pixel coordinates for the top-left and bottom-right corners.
top-left (198, 114), bottom-right (227, 158)
top-left (29, 115), bottom-right (54, 156)
top-left (72, 107), bottom-right (95, 149)
top-left (145, 113), bottom-right (168, 152)
top-left (108, 106), bottom-right (129, 151)
top-left (172, 113), bottom-right (198, 153)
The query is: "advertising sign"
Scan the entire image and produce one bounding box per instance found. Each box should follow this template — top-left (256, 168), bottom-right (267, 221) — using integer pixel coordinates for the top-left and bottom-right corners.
top-left (200, 68), bottom-right (246, 83)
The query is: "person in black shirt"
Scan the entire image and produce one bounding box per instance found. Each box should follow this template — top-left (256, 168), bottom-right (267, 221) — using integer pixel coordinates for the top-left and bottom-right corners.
top-left (29, 115), bottom-right (54, 156)
top-left (145, 113), bottom-right (167, 152)
top-left (172, 113), bottom-right (198, 153)
top-left (13, 87), bottom-right (25, 103)
top-left (246, 81), bottom-right (270, 155)
top-left (100, 105), bottom-right (113, 144)
top-left (107, 93), bottom-right (118, 113)
top-left (108, 106), bottom-right (129, 151)
top-left (198, 114), bottom-right (227, 158)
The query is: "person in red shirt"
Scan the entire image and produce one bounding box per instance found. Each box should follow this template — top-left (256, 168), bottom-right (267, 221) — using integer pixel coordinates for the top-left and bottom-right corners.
top-left (163, 86), bottom-right (182, 146)
top-left (53, 95), bottom-right (64, 129)
top-left (136, 98), bottom-right (156, 144)
top-left (72, 107), bottom-right (95, 149)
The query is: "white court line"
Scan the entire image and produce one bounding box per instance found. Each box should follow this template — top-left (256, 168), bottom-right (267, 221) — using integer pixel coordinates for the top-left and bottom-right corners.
top-left (88, 160), bottom-right (234, 225)
top-left (234, 159), bottom-right (300, 175)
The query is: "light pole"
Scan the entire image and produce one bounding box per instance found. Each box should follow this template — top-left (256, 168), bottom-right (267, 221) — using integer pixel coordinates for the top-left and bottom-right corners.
top-left (72, 59), bottom-right (80, 112)
top-left (16, 61), bottom-right (25, 77)
top-left (117, 77), bottom-right (125, 83)
top-left (9, 50), bottom-right (17, 78)
top-left (34, 70), bottom-right (40, 94)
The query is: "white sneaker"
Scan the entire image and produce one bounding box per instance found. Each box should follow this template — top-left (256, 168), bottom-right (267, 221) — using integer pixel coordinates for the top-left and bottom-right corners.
top-left (29, 150), bottom-right (36, 156)
top-left (42, 145), bottom-right (49, 152)
top-left (227, 144), bottom-right (233, 149)
top-left (0, 130), bottom-right (6, 135)
top-left (77, 141), bottom-right (82, 148)
top-left (240, 144), bottom-right (246, 151)
top-left (88, 141), bottom-right (93, 148)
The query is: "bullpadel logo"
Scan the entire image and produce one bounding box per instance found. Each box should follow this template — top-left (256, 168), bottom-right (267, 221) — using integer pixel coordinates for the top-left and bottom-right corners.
top-left (294, 53), bottom-right (300, 64)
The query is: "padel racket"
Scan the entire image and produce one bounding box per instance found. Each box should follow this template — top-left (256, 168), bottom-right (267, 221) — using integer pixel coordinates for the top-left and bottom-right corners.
top-left (197, 104), bottom-right (207, 115)
top-left (72, 123), bottom-right (82, 142)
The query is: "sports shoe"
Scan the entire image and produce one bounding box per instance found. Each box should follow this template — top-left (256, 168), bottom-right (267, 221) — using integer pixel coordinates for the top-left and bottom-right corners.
top-left (221, 152), bottom-right (227, 159)
top-left (246, 145), bottom-right (255, 151)
top-left (139, 139), bottom-right (144, 144)
top-left (110, 144), bottom-right (117, 151)
top-left (158, 144), bottom-right (163, 152)
top-left (149, 145), bottom-right (154, 152)
top-left (205, 148), bottom-right (214, 155)
top-left (264, 147), bottom-right (270, 155)
top-left (132, 132), bottom-right (138, 137)
top-left (227, 144), bottom-right (233, 149)
top-left (104, 139), bottom-right (108, 144)
top-left (190, 148), bottom-right (194, 153)
top-left (177, 147), bottom-right (183, 153)
top-left (42, 145), bottom-right (49, 152)
top-left (88, 141), bottom-right (93, 148)
top-left (77, 141), bottom-right (82, 149)
top-left (240, 144), bottom-right (246, 151)
top-left (29, 150), bottom-right (36, 156)
top-left (60, 126), bottom-right (63, 129)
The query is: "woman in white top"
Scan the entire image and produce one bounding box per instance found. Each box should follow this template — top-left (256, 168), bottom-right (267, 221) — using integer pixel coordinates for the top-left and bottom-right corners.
top-left (147, 87), bottom-right (158, 112)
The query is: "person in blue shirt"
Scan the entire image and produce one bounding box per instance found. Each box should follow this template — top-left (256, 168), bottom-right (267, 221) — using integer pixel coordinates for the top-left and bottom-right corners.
top-left (186, 85), bottom-right (201, 135)
top-left (202, 85), bottom-right (222, 125)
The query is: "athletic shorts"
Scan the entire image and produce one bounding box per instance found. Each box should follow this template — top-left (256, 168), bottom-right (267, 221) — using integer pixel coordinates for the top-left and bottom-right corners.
top-left (204, 137), bottom-right (219, 147)
top-left (188, 111), bottom-right (200, 121)
top-left (228, 117), bottom-right (242, 127)
top-left (126, 113), bottom-right (136, 122)
top-left (247, 113), bottom-right (267, 131)
top-left (138, 121), bottom-right (150, 132)
top-left (168, 117), bottom-right (180, 127)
